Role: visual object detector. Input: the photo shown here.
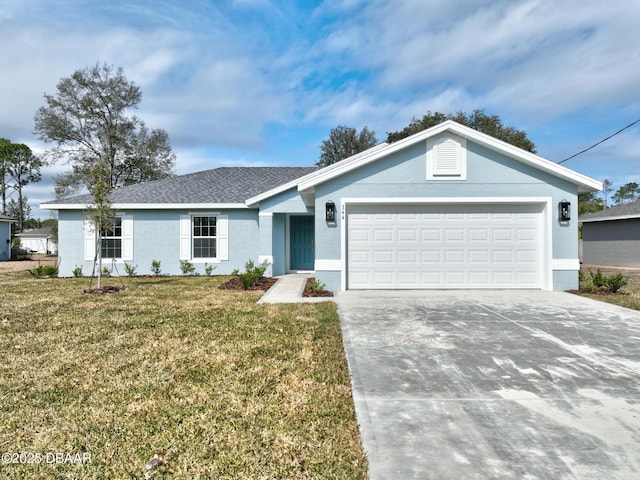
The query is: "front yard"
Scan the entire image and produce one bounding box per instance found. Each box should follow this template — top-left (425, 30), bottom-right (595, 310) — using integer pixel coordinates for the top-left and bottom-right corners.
top-left (0, 273), bottom-right (367, 479)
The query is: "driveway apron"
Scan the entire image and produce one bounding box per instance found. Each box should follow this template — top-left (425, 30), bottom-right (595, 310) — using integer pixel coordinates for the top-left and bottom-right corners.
top-left (335, 290), bottom-right (640, 480)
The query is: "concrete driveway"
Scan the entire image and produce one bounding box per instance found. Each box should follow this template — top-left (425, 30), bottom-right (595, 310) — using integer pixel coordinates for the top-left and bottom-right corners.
top-left (335, 290), bottom-right (640, 479)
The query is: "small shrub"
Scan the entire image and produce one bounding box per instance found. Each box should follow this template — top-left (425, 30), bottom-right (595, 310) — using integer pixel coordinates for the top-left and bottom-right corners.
top-left (124, 263), bottom-right (137, 277)
top-left (101, 267), bottom-right (111, 277)
top-left (238, 259), bottom-right (269, 290)
top-left (205, 263), bottom-right (216, 276)
top-left (72, 266), bottom-right (83, 278)
top-left (605, 273), bottom-right (628, 293)
top-left (307, 279), bottom-right (327, 294)
top-left (580, 269), bottom-right (628, 294)
top-left (180, 260), bottom-right (196, 275)
top-left (230, 268), bottom-right (239, 276)
top-left (150, 260), bottom-right (162, 276)
top-left (29, 264), bottom-right (59, 278)
top-left (589, 269), bottom-right (606, 289)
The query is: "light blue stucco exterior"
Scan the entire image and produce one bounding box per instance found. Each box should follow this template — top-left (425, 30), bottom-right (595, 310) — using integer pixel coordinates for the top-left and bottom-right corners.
top-left (305, 135), bottom-right (582, 291)
top-left (50, 122), bottom-right (599, 291)
top-left (57, 209), bottom-right (260, 277)
top-left (0, 219), bottom-right (11, 261)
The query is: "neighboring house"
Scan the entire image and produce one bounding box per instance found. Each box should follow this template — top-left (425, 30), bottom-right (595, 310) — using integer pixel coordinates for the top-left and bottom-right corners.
top-left (41, 121), bottom-right (601, 291)
top-left (15, 228), bottom-right (58, 255)
top-left (0, 215), bottom-right (14, 261)
top-left (580, 199), bottom-right (640, 267)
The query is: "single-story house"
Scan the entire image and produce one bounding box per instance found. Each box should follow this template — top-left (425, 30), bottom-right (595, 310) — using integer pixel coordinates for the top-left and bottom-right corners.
top-left (41, 120), bottom-right (601, 291)
top-left (15, 227), bottom-right (58, 255)
top-left (0, 215), bottom-right (14, 261)
top-left (580, 199), bottom-right (640, 267)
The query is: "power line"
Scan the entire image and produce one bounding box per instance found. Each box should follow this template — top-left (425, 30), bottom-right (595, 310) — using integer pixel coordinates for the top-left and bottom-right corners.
top-left (558, 117), bottom-right (640, 164)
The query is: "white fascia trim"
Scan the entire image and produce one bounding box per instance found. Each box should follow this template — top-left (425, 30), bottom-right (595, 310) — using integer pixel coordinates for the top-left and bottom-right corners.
top-left (297, 121), bottom-right (602, 193)
top-left (340, 196), bottom-right (551, 205)
top-left (259, 211), bottom-right (274, 217)
top-left (245, 167), bottom-right (328, 206)
top-left (41, 202), bottom-right (249, 210)
top-left (551, 259), bottom-right (580, 270)
top-left (297, 143), bottom-right (390, 191)
top-left (581, 214), bottom-right (640, 223)
top-left (315, 259), bottom-right (341, 271)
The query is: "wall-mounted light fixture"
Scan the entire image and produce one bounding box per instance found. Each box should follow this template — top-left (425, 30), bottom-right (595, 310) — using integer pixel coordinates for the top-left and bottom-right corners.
top-left (559, 200), bottom-right (571, 222)
top-left (325, 201), bottom-right (336, 223)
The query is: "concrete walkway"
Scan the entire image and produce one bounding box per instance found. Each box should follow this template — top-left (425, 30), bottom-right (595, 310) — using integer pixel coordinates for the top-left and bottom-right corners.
top-left (257, 273), bottom-right (334, 304)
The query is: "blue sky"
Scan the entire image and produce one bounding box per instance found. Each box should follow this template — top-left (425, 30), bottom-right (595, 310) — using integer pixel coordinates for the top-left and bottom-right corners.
top-left (1, 0), bottom-right (639, 218)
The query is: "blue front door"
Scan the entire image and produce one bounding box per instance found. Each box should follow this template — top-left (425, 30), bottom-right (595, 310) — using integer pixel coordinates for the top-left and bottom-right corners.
top-left (290, 216), bottom-right (314, 270)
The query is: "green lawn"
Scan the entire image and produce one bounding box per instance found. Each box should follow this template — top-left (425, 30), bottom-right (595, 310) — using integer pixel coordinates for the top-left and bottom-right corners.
top-left (0, 273), bottom-right (367, 479)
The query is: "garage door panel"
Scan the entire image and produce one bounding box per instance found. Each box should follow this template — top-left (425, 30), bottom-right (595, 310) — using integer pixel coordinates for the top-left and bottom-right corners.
top-left (398, 250), bottom-right (417, 263)
top-left (374, 229), bottom-right (394, 242)
top-left (347, 203), bottom-right (543, 289)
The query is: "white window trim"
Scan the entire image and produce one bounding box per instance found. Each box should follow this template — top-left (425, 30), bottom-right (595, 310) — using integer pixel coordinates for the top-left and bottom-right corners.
top-left (84, 215), bottom-right (133, 262)
top-left (426, 135), bottom-right (467, 180)
top-left (180, 213), bottom-right (228, 263)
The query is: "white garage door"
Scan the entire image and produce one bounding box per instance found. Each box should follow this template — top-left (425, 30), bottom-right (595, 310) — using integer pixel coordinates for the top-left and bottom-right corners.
top-left (347, 203), bottom-right (544, 289)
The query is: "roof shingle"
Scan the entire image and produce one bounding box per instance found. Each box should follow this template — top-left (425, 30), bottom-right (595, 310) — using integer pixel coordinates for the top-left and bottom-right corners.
top-left (580, 199), bottom-right (640, 222)
top-left (43, 167), bottom-right (318, 206)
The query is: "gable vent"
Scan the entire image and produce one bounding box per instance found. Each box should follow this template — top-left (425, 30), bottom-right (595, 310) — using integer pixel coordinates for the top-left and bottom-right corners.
top-left (426, 135), bottom-right (467, 180)
top-left (433, 140), bottom-right (460, 175)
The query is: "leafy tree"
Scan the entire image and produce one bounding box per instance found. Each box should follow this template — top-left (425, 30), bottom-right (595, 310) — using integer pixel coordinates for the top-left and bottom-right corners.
top-left (34, 62), bottom-right (176, 197)
top-left (85, 159), bottom-right (115, 289)
top-left (611, 182), bottom-right (640, 205)
top-left (578, 192), bottom-right (604, 215)
top-left (317, 125), bottom-right (377, 167)
top-left (602, 179), bottom-right (613, 208)
top-left (7, 197), bottom-right (31, 231)
top-left (386, 109), bottom-right (536, 152)
top-left (0, 139), bottom-right (43, 230)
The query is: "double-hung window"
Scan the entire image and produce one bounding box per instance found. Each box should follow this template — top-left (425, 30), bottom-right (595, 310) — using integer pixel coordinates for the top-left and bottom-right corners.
top-left (84, 215), bottom-right (133, 262)
top-left (101, 217), bottom-right (122, 259)
top-left (180, 213), bottom-right (228, 262)
top-left (193, 216), bottom-right (216, 258)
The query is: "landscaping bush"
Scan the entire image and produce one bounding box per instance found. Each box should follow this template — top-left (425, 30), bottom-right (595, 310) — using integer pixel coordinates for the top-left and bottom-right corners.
top-left (123, 262), bottom-right (137, 277)
top-left (606, 273), bottom-right (628, 293)
top-left (307, 278), bottom-right (327, 294)
top-left (150, 260), bottom-right (162, 276)
top-left (581, 269), bottom-right (628, 294)
top-left (205, 262), bottom-right (216, 276)
top-left (238, 259), bottom-right (269, 290)
top-left (180, 260), bottom-right (196, 275)
top-left (29, 263), bottom-right (58, 278)
top-left (72, 266), bottom-right (83, 278)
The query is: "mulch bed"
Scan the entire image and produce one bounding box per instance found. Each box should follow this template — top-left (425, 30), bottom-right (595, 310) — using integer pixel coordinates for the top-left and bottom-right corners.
top-left (566, 289), bottom-right (627, 297)
top-left (218, 276), bottom-right (278, 291)
top-left (82, 286), bottom-right (121, 294)
top-left (219, 276), bottom-right (334, 297)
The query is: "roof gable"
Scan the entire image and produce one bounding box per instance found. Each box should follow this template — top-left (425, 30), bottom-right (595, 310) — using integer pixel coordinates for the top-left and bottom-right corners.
top-left (296, 121), bottom-right (602, 194)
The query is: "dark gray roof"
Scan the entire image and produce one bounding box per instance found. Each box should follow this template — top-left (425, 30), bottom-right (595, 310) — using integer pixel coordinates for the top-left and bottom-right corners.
top-left (44, 167), bottom-right (318, 206)
top-left (580, 199), bottom-right (640, 222)
top-left (16, 227), bottom-right (53, 237)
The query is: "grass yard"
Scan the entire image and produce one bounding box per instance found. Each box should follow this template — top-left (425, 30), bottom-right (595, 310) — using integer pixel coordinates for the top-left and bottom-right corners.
top-left (0, 273), bottom-right (367, 479)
